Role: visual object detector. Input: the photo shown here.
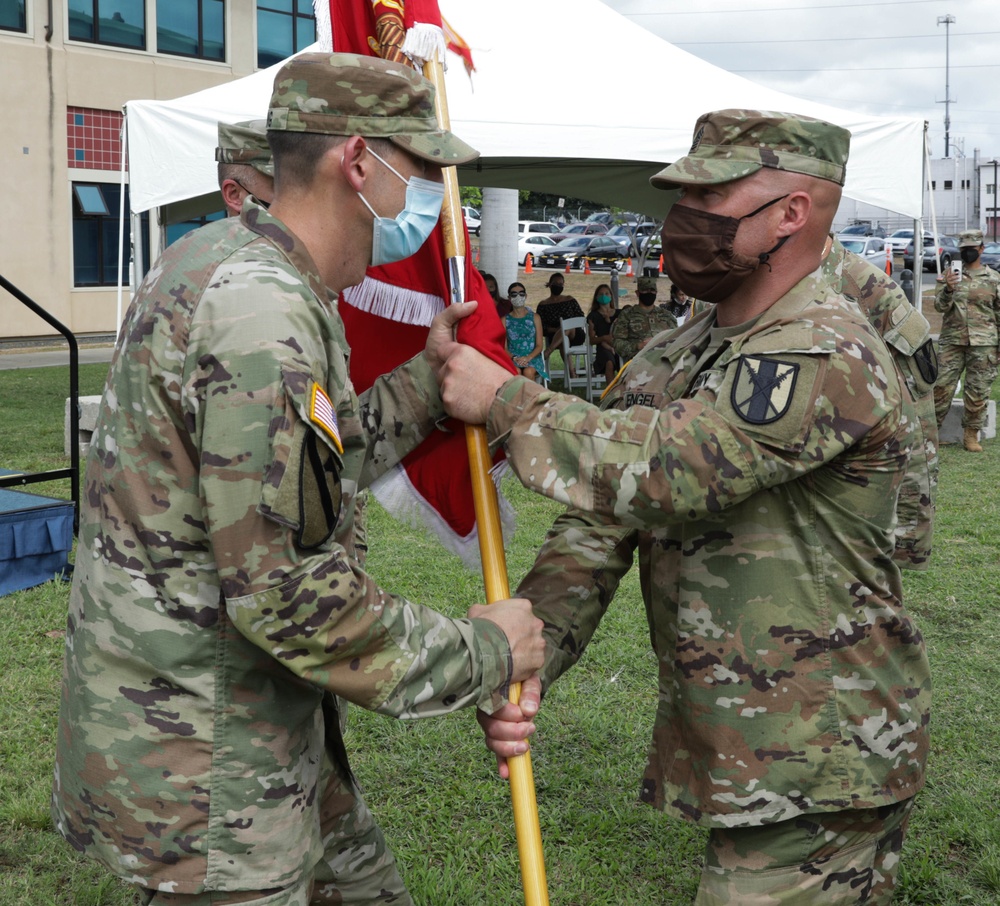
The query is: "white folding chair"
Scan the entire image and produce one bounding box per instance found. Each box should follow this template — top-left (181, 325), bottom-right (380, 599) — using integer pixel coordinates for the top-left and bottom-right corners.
top-left (559, 316), bottom-right (594, 399)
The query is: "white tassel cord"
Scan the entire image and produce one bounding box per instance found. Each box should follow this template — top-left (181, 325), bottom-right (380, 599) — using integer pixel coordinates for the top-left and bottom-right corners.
top-left (370, 462), bottom-right (516, 572)
top-left (312, 1), bottom-right (333, 51)
top-left (342, 275), bottom-right (444, 327)
top-left (401, 22), bottom-right (446, 67)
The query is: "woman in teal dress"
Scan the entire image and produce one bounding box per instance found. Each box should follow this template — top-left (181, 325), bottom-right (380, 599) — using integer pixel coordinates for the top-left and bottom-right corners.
top-left (504, 282), bottom-right (549, 383)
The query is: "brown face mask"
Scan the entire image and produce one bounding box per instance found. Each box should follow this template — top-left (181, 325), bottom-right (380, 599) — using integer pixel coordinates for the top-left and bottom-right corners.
top-left (661, 195), bottom-right (789, 303)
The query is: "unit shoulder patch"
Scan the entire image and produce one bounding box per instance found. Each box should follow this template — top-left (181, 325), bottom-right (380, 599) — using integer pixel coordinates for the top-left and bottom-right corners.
top-left (731, 355), bottom-right (800, 425)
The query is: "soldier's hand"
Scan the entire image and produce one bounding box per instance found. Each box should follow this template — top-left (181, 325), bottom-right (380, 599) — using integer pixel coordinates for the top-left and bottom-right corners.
top-left (942, 269), bottom-right (960, 291)
top-left (476, 674), bottom-right (542, 780)
top-left (425, 300), bottom-right (478, 379)
top-left (468, 598), bottom-right (545, 683)
top-left (440, 345), bottom-right (514, 424)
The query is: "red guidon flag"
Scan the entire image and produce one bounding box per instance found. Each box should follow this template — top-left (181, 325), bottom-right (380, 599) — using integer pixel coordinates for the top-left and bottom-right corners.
top-left (316, 0), bottom-right (515, 567)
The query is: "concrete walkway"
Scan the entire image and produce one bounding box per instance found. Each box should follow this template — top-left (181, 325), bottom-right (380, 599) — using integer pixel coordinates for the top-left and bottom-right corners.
top-left (0, 345), bottom-right (114, 370)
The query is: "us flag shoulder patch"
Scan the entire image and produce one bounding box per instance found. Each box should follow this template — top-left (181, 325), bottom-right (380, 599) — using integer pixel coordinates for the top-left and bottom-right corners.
top-left (731, 355), bottom-right (799, 425)
top-left (309, 382), bottom-right (343, 454)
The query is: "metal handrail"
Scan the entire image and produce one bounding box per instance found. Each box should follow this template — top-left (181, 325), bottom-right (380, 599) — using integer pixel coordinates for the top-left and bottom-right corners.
top-left (0, 273), bottom-right (79, 534)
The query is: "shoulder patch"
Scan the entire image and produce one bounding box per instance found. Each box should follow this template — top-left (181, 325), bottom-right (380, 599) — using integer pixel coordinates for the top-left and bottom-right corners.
top-left (731, 355), bottom-right (800, 425)
top-left (310, 382), bottom-right (344, 453)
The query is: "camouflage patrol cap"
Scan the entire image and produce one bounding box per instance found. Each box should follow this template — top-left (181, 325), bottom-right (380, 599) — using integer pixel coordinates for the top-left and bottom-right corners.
top-left (650, 109), bottom-right (851, 190)
top-left (636, 276), bottom-right (658, 292)
top-left (958, 229), bottom-right (984, 248)
top-left (215, 120), bottom-right (273, 177)
top-left (267, 52), bottom-right (478, 166)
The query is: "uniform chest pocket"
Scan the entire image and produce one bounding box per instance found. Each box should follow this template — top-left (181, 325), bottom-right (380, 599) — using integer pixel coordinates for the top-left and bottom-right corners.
top-left (260, 366), bottom-right (345, 551)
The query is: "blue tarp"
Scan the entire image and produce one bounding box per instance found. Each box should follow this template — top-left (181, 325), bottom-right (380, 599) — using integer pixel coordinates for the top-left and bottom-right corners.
top-left (0, 488), bottom-right (73, 595)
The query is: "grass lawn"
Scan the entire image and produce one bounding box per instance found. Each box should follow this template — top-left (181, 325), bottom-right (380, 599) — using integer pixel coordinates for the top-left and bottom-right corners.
top-left (1, 360), bottom-right (998, 904)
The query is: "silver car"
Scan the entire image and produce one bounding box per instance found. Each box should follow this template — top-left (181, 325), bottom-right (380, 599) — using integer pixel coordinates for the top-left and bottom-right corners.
top-left (839, 236), bottom-right (893, 276)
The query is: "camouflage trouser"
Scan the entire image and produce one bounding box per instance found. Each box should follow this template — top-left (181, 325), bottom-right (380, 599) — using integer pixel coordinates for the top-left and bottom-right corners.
top-left (933, 344), bottom-right (999, 430)
top-left (138, 753), bottom-right (411, 906)
top-left (696, 799), bottom-right (914, 905)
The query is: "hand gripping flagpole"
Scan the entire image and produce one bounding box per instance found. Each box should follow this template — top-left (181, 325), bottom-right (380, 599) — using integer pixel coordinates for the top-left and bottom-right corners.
top-left (422, 54), bottom-right (550, 906)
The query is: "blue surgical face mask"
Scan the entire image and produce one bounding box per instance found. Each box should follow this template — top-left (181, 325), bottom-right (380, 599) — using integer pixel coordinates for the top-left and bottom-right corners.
top-left (356, 148), bottom-right (444, 266)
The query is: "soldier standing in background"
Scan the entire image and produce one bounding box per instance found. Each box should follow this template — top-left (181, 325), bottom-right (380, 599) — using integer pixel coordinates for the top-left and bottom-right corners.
top-left (823, 235), bottom-right (939, 569)
top-left (442, 110), bottom-right (931, 904)
top-left (611, 274), bottom-right (677, 360)
top-left (932, 228), bottom-right (1000, 452)
top-left (51, 53), bottom-right (544, 906)
top-left (215, 119), bottom-right (275, 215)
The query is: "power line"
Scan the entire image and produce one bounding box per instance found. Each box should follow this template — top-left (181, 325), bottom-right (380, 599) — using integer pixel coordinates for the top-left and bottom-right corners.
top-left (623, 0), bottom-right (951, 15)
top-left (731, 63), bottom-right (1000, 72)
top-left (675, 31), bottom-right (1000, 45)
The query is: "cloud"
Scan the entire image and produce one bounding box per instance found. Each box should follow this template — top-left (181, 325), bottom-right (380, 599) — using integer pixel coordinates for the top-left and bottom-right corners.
top-left (600, 0), bottom-right (1000, 159)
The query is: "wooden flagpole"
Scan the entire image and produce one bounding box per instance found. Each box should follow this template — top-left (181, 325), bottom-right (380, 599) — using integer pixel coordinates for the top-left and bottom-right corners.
top-left (423, 54), bottom-right (550, 906)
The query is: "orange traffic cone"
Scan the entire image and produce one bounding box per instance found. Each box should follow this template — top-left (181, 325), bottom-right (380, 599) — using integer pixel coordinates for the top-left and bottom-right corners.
top-left (584, 257), bottom-right (591, 275)
top-left (565, 260), bottom-right (572, 274)
top-left (524, 253), bottom-right (533, 274)
top-left (474, 247), bottom-right (480, 265)
top-left (659, 254), bottom-right (665, 273)
top-left (626, 258), bottom-right (634, 277)
top-left (885, 244), bottom-right (891, 276)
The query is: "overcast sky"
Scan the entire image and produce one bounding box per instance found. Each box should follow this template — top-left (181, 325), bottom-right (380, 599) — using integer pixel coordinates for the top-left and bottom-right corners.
top-left (600, 0), bottom-right (1000, 163)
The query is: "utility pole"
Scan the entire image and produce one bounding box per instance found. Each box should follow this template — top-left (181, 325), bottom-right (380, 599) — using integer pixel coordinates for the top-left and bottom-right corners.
top-left (938, 14), bottom-right (956, 158)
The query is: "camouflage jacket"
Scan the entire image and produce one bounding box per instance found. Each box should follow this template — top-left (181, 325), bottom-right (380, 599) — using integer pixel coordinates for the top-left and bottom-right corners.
top-left (611, 304), bottom-right (677, 360)
top-left (51, 202), bottom-right (513, 893)
top-left (934, 263), bottom-right (1000, 346)
top-left (489, 269), bottom-right (931, 829)
top-left (823, 238), bottom-right (938, 569)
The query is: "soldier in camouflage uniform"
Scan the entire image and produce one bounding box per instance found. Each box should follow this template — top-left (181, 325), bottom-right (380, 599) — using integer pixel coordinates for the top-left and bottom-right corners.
top-left (51, 53), bottom-right (546, 906)
top-left (442, 110), bottom-right (931, 904)
top-left (611, 275), bottom-right (677, 361)
top-left (216, 119), bottom-right (275, 215)
top-left (822, 236), bottom-right (939, 569)
top-left (932, 228), bottom-right (1000, 452)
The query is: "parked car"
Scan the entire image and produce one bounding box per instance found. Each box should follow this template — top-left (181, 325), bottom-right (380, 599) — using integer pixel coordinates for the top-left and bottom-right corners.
top-left (838, 223), bottom-right (887, 239)
top-left (903, 235), bottom-right (959, 272)
top-left (461, 206), bottom-right (481, 235)
top-left (982, 241), bottom-right (1000, 270)
top-left (549, 222), bottom-right (610, 242)
top-left (518, 219), bottom-right (560, 236)
top-left (901, 236), bottom-right (933, 271)
top-left (585, 211), bottom-right (615, 226)
top-left (887, 228), bottom-right (932, 253)
top-left (839, 236), bottom-right (893, 275)
top-left (517, 233), bottom-right (557, 265)
top-left (533, 236), bottom-right (628, 271)
top-left (606, 222), bottom-right (659, 256)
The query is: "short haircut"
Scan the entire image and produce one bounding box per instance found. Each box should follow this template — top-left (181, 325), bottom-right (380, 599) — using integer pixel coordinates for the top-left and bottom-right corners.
top-left (268, 131), bottom-right (394, 190)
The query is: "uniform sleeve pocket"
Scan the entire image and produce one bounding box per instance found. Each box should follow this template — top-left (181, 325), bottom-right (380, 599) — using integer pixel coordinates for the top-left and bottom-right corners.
top-left (259, 365), bottom-right (345, 550)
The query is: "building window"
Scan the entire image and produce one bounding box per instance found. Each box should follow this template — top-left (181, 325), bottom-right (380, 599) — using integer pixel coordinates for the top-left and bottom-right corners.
top-left (0, 0), bottom-right (26, 32)
top-left (165, 211), bottom-right (226, 247)
top-left (72, 182), bottom-right (149, 287)
top-left (944, 180), bottom-right (953, 191)
top-left (257, 0), bottom-right (315, 69)
top-left (930, 181), bottom-right (936, 190)
top-left (68, 0), bottom-right (145, 49)
top-left (962, 179), bottom-right (970, 189)
top-left (988, 184), bottom-right (997, 196)
top-left (158, 0), bottom-right (225, 61)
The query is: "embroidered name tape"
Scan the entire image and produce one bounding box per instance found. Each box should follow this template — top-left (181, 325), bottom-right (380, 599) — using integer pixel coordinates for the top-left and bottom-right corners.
top-left (310, 382), bottom-right (343, 454)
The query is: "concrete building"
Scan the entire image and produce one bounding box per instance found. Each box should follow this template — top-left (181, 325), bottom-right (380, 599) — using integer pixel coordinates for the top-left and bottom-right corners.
top-left (834, 149), bottom-right (997, 239)
top-left (1, 0), bottom-right (316, 339)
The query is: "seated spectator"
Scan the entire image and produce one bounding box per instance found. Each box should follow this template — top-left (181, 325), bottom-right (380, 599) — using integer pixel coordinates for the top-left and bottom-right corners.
top-left (536, 275), bottom-right (585, 375)
top-left (612, 276), bottom-right (678, 361)
top-left (587, 283), bottom-right (620, 383)
top-left (504, 282), bottom-right (548, 382)
top-left (480, 271), bottom-right (510, 317)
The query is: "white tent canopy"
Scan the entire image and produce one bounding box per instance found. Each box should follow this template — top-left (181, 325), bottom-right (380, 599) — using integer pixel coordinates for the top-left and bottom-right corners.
top-left (125, 0), bottom-right (926, 221)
